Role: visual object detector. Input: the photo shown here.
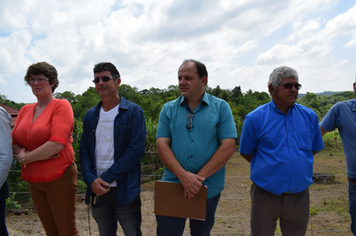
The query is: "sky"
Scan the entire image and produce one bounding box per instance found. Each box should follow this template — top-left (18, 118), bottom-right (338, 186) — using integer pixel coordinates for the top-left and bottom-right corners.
top-left (0, 0), bottom-right (356, 103)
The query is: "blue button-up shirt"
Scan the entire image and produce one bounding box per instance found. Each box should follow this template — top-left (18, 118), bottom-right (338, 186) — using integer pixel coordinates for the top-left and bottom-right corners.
top-left (156, 92), bottom-right (237, 198)
top-left (239, 100), bottom-right (324, 195)
top-left (320, 99), bottom-right (356, 178)
top-left (80, 96), bottom-right (146, 206)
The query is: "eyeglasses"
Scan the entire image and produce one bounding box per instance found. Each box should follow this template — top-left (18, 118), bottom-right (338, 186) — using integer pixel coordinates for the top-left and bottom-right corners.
top-left (92, 76), bottom-right (115, 84)
top-left (186, 113), bottom-right (193, 131)
top-left (29, 78), bottom-right (49, 84)
top-left (279, 83), bottom-right (302, 90)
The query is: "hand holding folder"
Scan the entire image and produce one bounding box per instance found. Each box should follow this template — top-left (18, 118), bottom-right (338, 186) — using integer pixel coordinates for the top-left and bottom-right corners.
top-left (154, 181), bottom-right (207, 220)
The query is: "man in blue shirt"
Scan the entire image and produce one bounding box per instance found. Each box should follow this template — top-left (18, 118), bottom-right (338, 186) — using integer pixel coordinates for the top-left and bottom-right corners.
top-left (0, 106), bottom-right (12, 236)
top-left (156, 59), bottom-right (237, 236)
top-left (239, 66), bottom-right (324, 236)
top-left (80, 62), bottom-right (146, 236)
top-left (320, 81), bottom-right (356, 235)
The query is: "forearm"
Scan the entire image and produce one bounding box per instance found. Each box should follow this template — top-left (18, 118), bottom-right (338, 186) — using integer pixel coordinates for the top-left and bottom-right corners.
top-left (23, 141), bottom-right (64, 163)
top-left (157, 137), bottom-right (205, 198)
top-left (157, 141), bottom-right (187, 180)
top-left (197, 138), bottom-right (236, 179)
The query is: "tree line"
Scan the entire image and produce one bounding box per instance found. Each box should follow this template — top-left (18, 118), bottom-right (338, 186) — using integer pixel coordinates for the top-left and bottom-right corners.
top-left (2, 85), bottom-right (356, 149)
top-left (1, 85), bottom-right (355, 207)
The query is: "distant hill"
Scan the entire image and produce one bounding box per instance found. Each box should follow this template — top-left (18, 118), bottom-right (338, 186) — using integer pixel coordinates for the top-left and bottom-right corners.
top-left (298, 91), bottom-right (344, 98)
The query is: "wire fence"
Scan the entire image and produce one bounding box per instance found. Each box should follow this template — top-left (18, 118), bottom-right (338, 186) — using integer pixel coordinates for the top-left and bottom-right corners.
top-left (5, 153), bottom-right (353, 235)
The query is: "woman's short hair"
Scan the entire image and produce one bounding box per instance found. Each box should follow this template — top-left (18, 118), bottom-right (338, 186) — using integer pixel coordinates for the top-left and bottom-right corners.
top-left (24, 62), bottom-right (59, 93)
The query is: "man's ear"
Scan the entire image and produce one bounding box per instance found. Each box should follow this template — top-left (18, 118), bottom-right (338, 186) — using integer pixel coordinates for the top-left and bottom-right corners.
top-left (268, 85), bottom-right (274, 95)
top-left (116, 78), bottom-right (121, 87)
top-left (202, 76), bottom-right (207, 86)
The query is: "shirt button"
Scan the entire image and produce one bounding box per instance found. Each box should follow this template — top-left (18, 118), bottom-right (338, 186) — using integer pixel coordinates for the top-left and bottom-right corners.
top-left (190, 155), bottom-right (193, 157)
top-left (191, 140), bottom-right (193, 142)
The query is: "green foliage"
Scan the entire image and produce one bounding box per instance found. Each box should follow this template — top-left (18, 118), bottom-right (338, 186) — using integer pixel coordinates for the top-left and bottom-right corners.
top-left (309, 206), bottom-right (318, 216)
top-left (298, 91), bottom-right (356, 120)
top-left (145, 118), bottom-right (157, 151)
top-left (0, 94), bottom-right (26, 110)
top-left (77, 179), bottom-right (87, 193)
top-left (6, 193), bottom-right (22, 210)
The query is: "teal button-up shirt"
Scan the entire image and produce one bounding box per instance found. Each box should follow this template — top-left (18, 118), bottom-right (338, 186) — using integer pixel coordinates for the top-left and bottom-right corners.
top-left (156, 92), bottom-right (237, 198)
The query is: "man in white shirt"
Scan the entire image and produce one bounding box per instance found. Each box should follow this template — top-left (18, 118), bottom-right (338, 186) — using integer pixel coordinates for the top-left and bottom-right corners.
top-left (80, 62), bottom-right (146, 236)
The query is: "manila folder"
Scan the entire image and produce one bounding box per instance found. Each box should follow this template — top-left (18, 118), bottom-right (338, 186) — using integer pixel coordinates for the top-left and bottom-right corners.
top-left (154, 181), bottom-right (207, 220)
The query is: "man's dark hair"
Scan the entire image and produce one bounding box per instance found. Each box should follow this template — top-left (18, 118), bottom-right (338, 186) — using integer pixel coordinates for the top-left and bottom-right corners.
top-left (93, 62), bottom-right (121, 79)
top-left (24, 62), bottom-right (59, 93)
top-left (178, 59), bottom-right (208, 85)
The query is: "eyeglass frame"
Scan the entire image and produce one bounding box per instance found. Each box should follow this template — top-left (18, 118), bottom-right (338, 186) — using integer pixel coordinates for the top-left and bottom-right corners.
top-left (186, 113), bottom-right (194, 131)
top-left (29, 77), bottom-right (49, 84)
top-left (92, 76), bottom-right (116, 84)
top-left (278, 83), bottom-right (302, 90)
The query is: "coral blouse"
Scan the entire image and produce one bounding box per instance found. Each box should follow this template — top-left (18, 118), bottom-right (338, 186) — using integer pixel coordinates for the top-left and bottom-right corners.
top-left (12, 99), bottom-right (75, 182)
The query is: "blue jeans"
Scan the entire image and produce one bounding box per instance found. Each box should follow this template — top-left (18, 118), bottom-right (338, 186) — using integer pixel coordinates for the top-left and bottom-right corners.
top-left (0, 181), bottom-right (9, 236)
top-left (349, 180), bottom-right (356, 235)
top-left (92, 189), bottom-right (142, 236)
top-left (156, 193), bottom-right (221, 236)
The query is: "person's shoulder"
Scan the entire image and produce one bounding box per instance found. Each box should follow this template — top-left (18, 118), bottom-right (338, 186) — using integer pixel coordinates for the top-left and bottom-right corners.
top-left (246, 102), bottom-right (270, 118)
top-left (294, 103), bottom-right (318, 117)
top-left (0, 106), bottom-right (10, 120)
top-left (163, 96), bottom-right (183, 108)
top-left (53, 98), bottom-right (72, 107)
top-left (19, 103), bottom-right (35, 113)
top-left (120, 96), bottom-right (143, 111)
top-left (333, 98), bottom-right (354, 108)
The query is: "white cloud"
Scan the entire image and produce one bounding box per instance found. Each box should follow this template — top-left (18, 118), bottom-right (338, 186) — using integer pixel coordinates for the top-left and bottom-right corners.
top-left (0, 0), bottom-right (355, 103)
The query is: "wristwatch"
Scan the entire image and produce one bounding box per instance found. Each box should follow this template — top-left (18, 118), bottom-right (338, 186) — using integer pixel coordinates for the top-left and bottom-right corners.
top-left (22, 156), bottom-right (26, 164)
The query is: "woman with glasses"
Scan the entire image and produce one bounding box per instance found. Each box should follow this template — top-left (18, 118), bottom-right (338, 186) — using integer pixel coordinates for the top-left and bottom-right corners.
top-left (12, 62), bottom-right (79, 236)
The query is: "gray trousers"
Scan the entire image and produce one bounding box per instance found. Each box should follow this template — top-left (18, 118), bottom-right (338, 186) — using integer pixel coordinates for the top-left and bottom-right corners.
top-left (250, 183), bottom-right (309, 236)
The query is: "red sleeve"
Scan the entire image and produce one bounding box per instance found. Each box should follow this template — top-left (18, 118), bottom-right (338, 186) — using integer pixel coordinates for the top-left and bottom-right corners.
top-left (48, 99), bottom-right (74, 145)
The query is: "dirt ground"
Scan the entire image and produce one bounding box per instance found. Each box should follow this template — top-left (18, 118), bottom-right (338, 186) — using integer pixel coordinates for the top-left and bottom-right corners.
top-left (5, 153), bottom-right (353, 235)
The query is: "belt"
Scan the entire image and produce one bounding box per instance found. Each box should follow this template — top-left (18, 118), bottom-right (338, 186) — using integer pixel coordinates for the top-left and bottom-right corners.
top-left (282, 192), bottom-right (294, 195)
top-left (348, 177), bottom-right (356, 184)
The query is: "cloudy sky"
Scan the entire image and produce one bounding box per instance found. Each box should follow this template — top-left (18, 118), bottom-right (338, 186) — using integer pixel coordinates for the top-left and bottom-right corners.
top-left (0, 0), bottom-right (355, 103)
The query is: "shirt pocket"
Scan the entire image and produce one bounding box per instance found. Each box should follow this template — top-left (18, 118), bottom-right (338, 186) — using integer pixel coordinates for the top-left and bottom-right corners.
top-left (296, 131), bottom-right (313, 151)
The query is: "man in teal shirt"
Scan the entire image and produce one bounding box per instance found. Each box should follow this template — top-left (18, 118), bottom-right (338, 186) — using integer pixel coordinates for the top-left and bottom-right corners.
top-left (156, 59), bottom-right (237, 236)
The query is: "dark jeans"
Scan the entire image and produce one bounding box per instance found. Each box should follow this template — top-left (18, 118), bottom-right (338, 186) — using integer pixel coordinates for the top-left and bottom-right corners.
top-left (0, 181), bottom-right (9, 236)
top-left (92, 189), bottom-right (142, 236)
top-left (156, 193), bottom-right (221, 236)
top-left (348, 180), bottom-right (356, 235)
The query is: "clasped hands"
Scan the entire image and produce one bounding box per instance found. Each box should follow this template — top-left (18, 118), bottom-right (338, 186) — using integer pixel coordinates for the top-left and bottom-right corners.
top-left (180, 171), bottom-right (205, 199)
top-left (91, 178), bottom-right (110, 196)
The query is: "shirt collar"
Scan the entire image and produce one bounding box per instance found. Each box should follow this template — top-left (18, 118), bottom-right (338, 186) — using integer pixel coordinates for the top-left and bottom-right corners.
top-left (179, 92), bottom-right (209, 107)
top-left (270, 99), bottom-right (296, 114)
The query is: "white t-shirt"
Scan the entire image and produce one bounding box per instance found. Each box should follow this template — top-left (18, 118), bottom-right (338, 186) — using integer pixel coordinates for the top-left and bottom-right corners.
top-left (95, 104), bottom-right (119, 187)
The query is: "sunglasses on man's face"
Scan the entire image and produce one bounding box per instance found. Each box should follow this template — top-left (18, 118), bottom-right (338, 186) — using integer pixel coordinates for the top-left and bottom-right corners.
top-left (279, 83), bottom-right (302, 90)
top-left (92, 76), bottom-right (115, 84)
